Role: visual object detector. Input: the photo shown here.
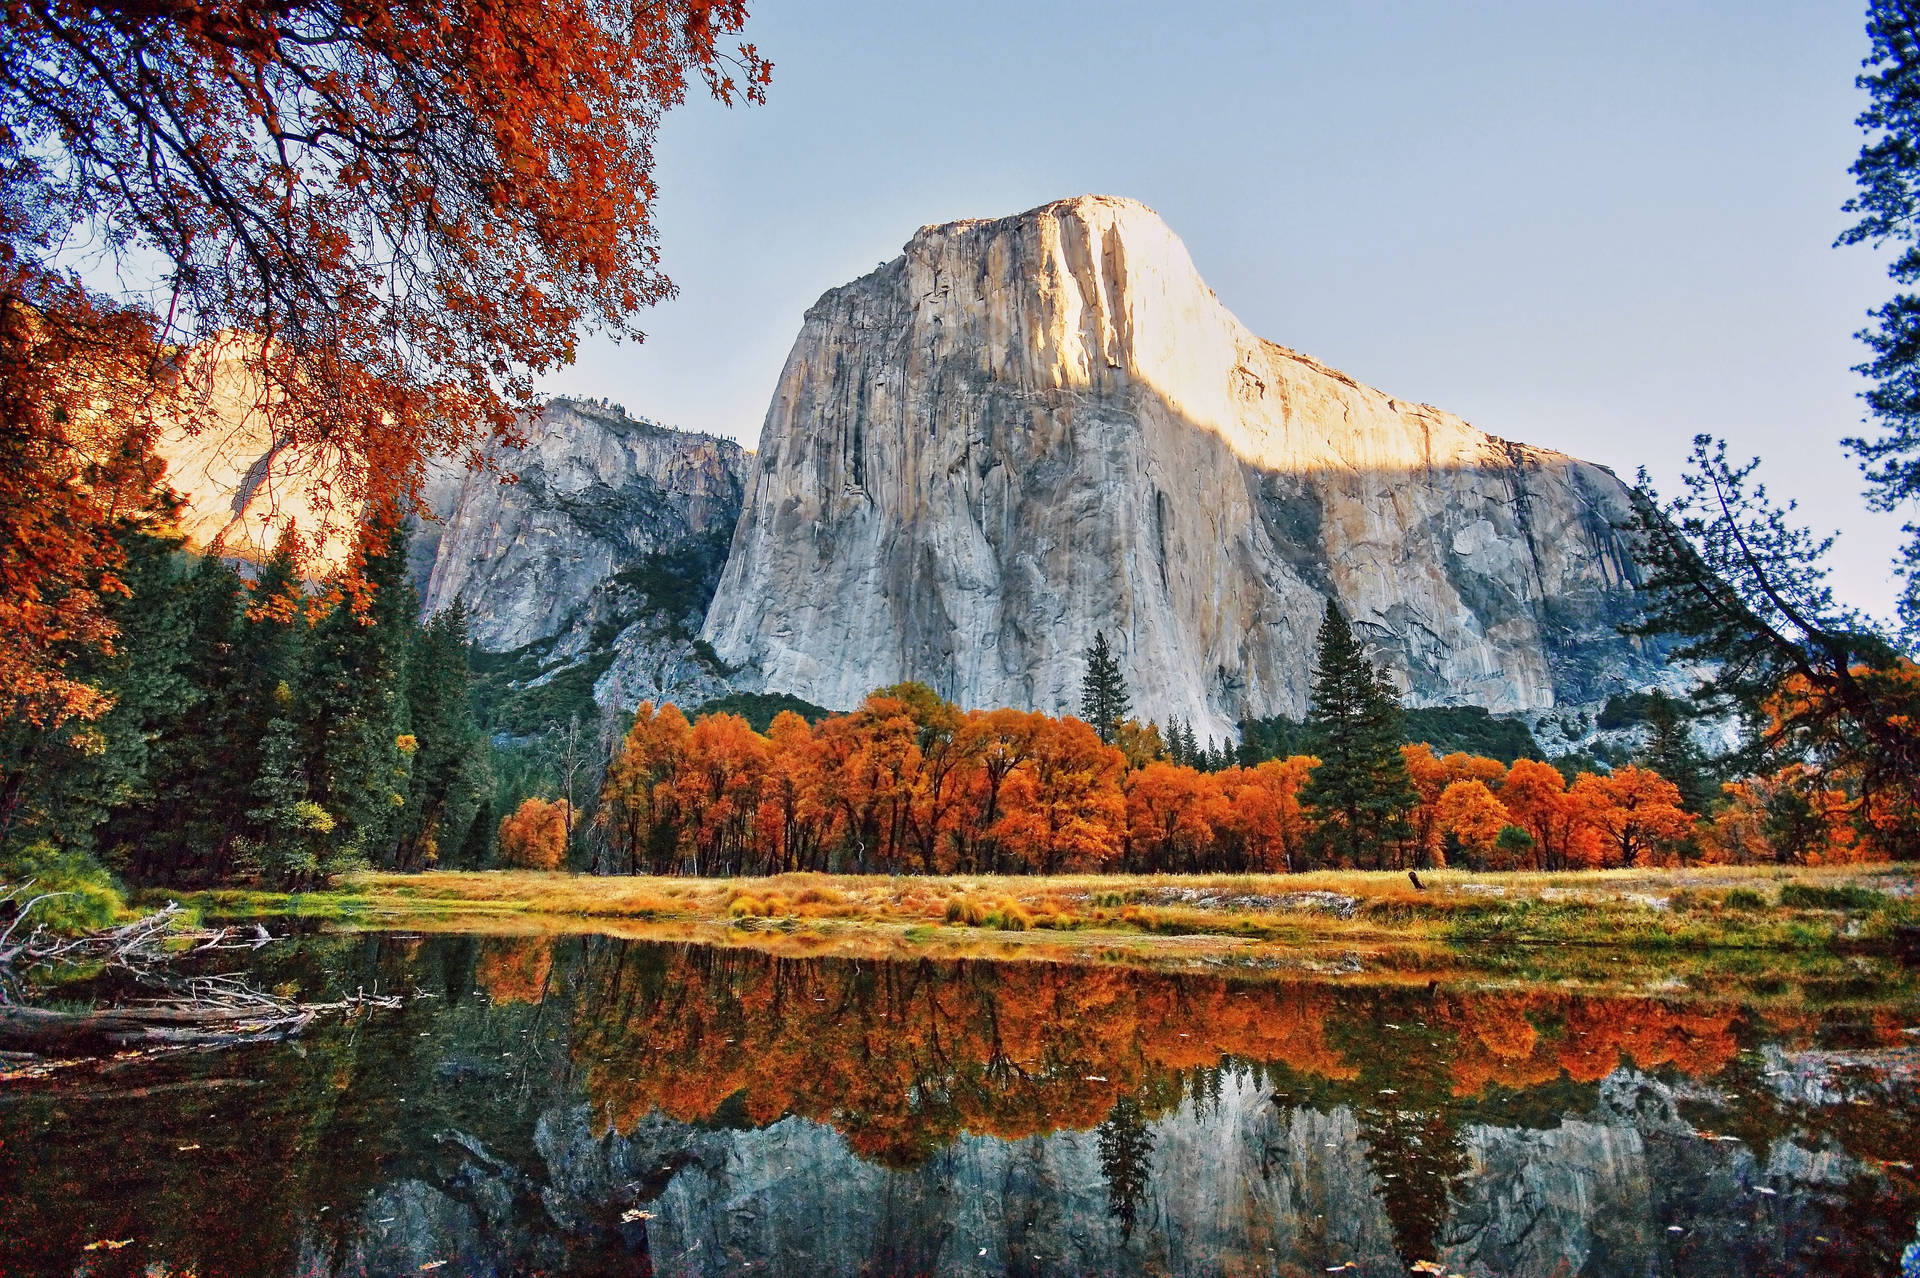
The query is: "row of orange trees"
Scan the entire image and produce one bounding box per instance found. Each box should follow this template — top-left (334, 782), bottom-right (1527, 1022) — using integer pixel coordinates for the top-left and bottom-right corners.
top-left (529, 683), bottom-right (1880, 877)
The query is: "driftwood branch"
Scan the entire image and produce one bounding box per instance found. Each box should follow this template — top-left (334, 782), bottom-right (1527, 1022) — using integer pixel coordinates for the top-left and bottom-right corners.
top-left (0, 882), bottom-right (399, 1065)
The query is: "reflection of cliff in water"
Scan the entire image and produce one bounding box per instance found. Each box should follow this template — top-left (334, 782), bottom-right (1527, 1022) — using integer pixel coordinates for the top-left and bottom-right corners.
top-left (1, 933), bottom-right (1916, 1278)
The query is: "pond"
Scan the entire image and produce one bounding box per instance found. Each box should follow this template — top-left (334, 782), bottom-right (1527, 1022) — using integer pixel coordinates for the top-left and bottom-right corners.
top-left (2, 930), bottom-right (1917, 1277)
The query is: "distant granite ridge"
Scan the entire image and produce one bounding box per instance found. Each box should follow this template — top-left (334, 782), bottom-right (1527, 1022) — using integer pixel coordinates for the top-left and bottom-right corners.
top-left (421, 397), bottom-right (747, 651)
top-left (417, 397), bottom-right (751, 715)
top-left (703, 195), bottom-right (1659, 737)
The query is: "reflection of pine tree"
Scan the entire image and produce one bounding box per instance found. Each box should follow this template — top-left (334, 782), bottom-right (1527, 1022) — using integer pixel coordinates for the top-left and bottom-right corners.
top-left (1097, 1096), bottom-right (1154, 1242)
top-left (1345, 1019), bottom-right (1472, 1270)
top-left (1358, 1099), bottom-right (1469, 1267)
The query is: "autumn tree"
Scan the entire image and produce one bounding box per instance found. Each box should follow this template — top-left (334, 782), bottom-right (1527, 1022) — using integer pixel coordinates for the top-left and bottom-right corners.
top-left (1501, 759), bottom-right (1578, 870)
top-left (1436, 780), bottom-right (1511, 870)
top-left (1299, 605), bottom-right (1415, 868)
top-left (599, 701), bottom-right (691, 873)
top-left (1566, 766), bottom-right (1694, 868)
top-left (992, 716), bottom-right (1127, 873)
top-left (1, 0), bottom-right (769, 719)
top-left (498, 796), bottom-right (571, 871)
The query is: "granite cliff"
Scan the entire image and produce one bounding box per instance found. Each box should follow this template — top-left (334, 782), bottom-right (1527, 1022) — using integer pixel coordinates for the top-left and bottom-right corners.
top-left (419, 397), bottom-right (751, 713)
top-left (704, 195), bottom-right (1657, 737)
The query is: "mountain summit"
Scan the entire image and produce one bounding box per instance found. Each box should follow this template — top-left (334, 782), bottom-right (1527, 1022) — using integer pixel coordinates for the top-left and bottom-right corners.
top-left (704, 195), bottom-right (1655, 734)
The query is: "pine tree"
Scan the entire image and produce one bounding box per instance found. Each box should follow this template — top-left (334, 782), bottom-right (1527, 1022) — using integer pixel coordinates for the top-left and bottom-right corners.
top-left (1838, 1), bottom-right (1920, 628)
top-left (1, 524), bottom-right (198, 863)
top-left (1079, 631), bottom-right (1132, 745)
top-left (243, 692), bottom-right (339, 890)
top-left (394, 601), bottom-right (490, 870)
top-left (1637, 692), bottom-right (1713, 816)
top-left (113, 553), bottom-right (251, 883)
top-left (1299, 604), bottom-right (1416, 868)
top-left (296, 523), bottom-right (416, 868)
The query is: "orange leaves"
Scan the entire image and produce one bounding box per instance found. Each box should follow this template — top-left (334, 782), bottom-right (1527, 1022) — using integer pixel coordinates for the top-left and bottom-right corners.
top-left (567, 946), bottom-right (1750, 1161)
top-left (497, 795), bottom-right (570, 869)
top-left (990, 715), bottom-right (1127, 873)
top-left (1435, 780), bottom-right (1508, 861)
top-left (1565, 766), bottom-right (1694, 868)
top-left (591, 690), bottom-right (1738, 875)
top-left (6, 0), bottom-right (770, 696)
top-left (0, 284), bottom-right (177, 729)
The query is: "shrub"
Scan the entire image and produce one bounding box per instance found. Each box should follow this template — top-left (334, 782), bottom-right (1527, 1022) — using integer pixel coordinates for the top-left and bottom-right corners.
top-left (1778, 883), bottom-right (1888, 911)
top-left (1723, 888), bottom-right (1768, 911)
top-left (945, 895), bottom-right (989, 926)
top-left (0, 843), bottom-right (124, 935)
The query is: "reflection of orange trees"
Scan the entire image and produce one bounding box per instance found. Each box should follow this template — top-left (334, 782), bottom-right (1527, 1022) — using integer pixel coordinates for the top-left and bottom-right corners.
top-left (566, 946), bottom-right (1748, 1162)
top-left (599, 686), bottom-right (1783, 876)
top-left (475, 937), bottom-right (554, 1005)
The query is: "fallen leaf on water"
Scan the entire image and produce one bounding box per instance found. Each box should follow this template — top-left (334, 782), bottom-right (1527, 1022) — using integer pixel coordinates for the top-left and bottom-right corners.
top-left (621, 1209), bottom-right (653, 1223)
top-left (1412, 1263), bottom-right (1447, 1275)
top-left (420, 1263), bottom-right (446, 1272)
top-left (83, 1240), bottom-right (132, 1252)
top-left (177, 1144), bottom-right (201, 1152)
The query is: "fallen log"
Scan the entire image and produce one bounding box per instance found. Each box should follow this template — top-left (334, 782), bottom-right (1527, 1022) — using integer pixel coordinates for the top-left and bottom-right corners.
top-left (0, 1002), bottom-right (315, 1055)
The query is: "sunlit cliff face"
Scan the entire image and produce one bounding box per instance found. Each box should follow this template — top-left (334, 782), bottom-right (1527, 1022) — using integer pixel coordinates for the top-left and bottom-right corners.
top-left (155, 332), bottom-right (367, 571)
top-left (706, 195), bottom-right (1654, 736)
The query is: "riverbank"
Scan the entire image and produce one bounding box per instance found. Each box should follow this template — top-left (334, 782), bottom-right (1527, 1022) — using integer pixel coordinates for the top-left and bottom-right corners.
top-left (164, 863), bottom-right (1920, 987)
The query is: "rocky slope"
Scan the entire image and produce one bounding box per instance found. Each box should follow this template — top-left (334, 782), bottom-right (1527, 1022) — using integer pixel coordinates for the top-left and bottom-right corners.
top-left (419, 397), bottom-right (751, 713)
top-left (704, 195), bottom-right (1658, 737)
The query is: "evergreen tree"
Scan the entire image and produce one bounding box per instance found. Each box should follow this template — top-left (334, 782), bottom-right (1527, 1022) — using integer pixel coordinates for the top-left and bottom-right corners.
top-left (1299, 604), bottom-right (1416, 868)
top-left (1838, 1), bottom-right (1920, 628)
top-left (1079, 631), bottom-right (1132, 745)
top-left (1628, 438), bottom-right (1920, 856)
top-left (112, 553), bottom-right (250, 883)
top-left (1176, 718), bottom-right (1199, 767)
top-left (296, 523), bottom-right (416, 868)
top-left (243, 692), bottom-right (339, 890)
top-left (1637, 691), bottom-right (1714, 815)
top-left (1, 524), bottom-right (198, 863)
top-left (394, 601), bottom-right (491, 870)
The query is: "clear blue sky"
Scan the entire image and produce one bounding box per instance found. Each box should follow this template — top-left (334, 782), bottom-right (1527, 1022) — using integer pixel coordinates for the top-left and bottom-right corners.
top-left (552, 0), bottom-right (1907, 617)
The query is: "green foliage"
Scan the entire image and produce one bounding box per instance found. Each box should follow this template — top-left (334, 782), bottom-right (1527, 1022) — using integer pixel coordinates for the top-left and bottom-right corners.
top-left (296, 524), bottom-right (416, 866)
top-left (1597, 691), bottom-right (1659, 731)
top-left (1635, 691), bottom-right (1715, 814)
top-left (1, 518), bottom-right (509, 889)
top-left (1400, 707), bottom-right (1543, 764)
top-left (1777, 883), bottom-right (1891, 911)
top-left (1079, 631), bottom-right (1132, 745)
top-left (1241, 706), bottom-right (1542, 766)
top-left (393, 602), bottom-right (490, 870)
top-left (0, 841), bottom-right (124, 934)
top-left (693, 691), bottom-right (831, 732)
top-left (1723, 888), bottom-right (1768, 911)
top-left (1837, 0), bottom-right (1920, 628)
top-left (1298, 604), bottom-right (1417, 869)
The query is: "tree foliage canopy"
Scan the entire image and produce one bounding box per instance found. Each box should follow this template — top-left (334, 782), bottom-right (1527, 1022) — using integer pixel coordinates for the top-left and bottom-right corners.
top-left (0, 0), bottom-right (768, 721)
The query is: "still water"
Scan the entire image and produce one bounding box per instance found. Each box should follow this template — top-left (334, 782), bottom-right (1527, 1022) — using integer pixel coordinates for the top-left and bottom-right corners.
top-left (2, 931), bottom-right (1917, 1277)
